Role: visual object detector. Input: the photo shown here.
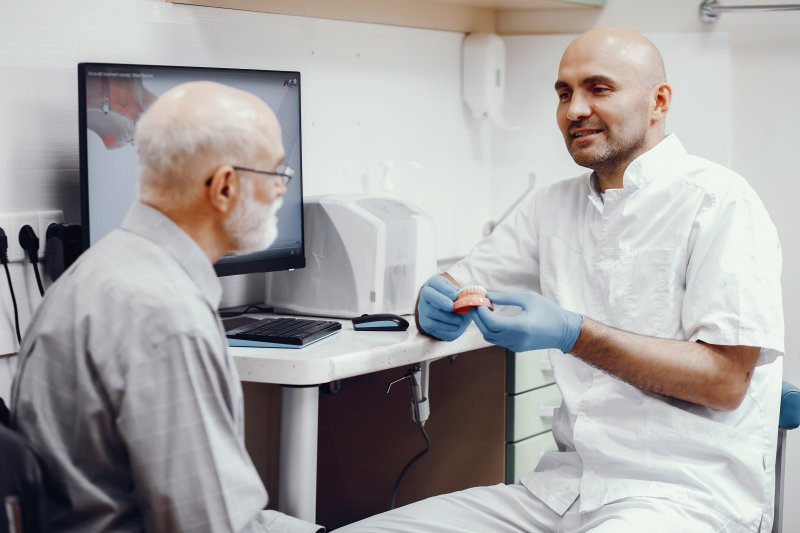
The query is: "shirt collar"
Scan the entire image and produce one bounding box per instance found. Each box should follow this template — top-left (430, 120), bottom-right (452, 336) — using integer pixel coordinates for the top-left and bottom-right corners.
top-left (585, 134), bottom-right (685, 214)
top-left (120, 202), bottom-right (223, 309)
top-left (621, 133), bottom-right (686, 190)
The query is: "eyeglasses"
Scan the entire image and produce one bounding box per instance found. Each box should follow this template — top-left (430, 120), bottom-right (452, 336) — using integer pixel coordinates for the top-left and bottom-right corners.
top-left (233, 164), bottom-right (295, 186)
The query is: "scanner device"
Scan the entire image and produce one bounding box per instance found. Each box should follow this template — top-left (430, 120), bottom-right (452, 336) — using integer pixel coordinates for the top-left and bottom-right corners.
top-left (352, 313), bottom-right (410, 332)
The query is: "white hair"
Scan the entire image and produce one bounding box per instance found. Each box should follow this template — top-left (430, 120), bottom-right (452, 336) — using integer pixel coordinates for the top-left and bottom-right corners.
top-left (135, 108), bottom-right (260, 209)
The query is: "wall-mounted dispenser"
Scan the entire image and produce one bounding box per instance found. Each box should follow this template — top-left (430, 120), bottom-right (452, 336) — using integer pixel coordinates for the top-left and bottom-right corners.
top-left (462, 33), bottom-right (506, 120)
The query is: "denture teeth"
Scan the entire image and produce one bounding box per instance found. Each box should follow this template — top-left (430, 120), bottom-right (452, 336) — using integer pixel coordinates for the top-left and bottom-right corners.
top-left (458, 284), bottom-right (487, 296)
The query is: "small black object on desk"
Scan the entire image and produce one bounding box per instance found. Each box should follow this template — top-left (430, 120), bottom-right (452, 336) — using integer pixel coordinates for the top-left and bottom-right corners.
top-left (352, 313), bottom-right (410, 332)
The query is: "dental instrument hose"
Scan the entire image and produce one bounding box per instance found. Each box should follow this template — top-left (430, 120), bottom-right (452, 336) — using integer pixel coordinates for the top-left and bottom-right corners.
top-left (389, 371), bottom-right (431, 510)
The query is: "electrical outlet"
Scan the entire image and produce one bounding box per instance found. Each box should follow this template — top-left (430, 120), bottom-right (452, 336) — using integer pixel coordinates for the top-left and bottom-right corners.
top-left (0, 211), bottom-right (55, 263)
top-left (11, 213), bottom-right (39, 263)
top-left (37, 210), bottom-right (65, 255)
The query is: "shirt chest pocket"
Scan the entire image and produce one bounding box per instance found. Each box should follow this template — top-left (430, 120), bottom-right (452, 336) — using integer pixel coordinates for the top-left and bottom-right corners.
top-left (540, 235), bottom-right (686, 339)
top-left (610, 247), bottom-right (686, 338)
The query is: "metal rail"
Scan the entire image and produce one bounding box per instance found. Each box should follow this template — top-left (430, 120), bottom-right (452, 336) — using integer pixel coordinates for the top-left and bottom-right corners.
top-left (700, 0), bottom-right (800, 22)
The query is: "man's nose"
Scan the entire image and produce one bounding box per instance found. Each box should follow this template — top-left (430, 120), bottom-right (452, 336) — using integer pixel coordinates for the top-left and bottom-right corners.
top-left (276, 180), bottom-right (288, 197)
top-left (566, 92), bottom-right (592, 122)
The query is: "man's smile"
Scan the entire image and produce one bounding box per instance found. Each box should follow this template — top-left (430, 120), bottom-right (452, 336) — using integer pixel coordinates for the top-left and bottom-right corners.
top-left (570, 127), bottom-right (604, 140)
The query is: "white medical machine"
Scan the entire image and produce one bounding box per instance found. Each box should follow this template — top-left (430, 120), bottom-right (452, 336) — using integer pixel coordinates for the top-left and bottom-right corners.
top-left (266, 194), bottom-right (437, 318)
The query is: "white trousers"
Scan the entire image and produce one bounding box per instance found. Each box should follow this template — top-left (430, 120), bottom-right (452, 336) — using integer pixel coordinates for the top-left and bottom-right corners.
top-left (332, 484), bottom-right (746, 533)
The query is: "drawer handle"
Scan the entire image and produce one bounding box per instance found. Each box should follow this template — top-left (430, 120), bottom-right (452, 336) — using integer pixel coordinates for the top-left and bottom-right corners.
top-left (539, 405), bottom-right (557, 418)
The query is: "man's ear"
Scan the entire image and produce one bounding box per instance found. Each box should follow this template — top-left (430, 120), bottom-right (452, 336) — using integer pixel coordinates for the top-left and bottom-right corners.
top-left (651, 82), bottom-right (672, 124)
top-left (207, 165), bottom-right (238, 214)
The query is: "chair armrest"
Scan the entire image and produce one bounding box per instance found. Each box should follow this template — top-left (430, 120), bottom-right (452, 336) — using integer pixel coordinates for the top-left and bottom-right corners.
top-left (780, 381), bottom-right (800, 430)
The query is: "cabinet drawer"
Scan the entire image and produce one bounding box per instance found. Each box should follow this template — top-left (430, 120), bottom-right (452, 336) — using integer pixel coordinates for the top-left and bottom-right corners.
top-left (506, 349), bottom-right (555, 394)
top-left (505, 431), bottom-right (557, 484)
top-left (506, 383), bottom-right (561, 442)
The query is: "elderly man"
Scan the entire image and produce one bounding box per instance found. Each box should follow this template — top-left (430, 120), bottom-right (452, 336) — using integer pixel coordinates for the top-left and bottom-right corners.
top-left (11, 82), bottom-right (323, 532)
top-left (339, 27), bottom-right (784, 533)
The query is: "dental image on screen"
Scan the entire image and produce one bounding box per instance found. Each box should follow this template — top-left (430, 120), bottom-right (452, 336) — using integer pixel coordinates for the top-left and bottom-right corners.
top-left (82, 64), bottom-right (303, 273)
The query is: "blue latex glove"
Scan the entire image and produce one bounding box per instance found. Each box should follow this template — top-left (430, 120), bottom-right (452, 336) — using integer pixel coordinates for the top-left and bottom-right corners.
top-left (417, 275), bottom-right (470, 341)
top-left (469, 291), bottom-right (583, 353)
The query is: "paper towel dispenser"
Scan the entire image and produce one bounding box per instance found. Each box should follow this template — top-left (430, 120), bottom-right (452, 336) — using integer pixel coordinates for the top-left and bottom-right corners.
top-left (266, 194), bottom-right (437, 318)
top-left (462, 33), bottom-right (505, 120)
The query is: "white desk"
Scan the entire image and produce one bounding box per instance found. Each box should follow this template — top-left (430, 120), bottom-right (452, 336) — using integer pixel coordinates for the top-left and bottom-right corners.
top-left (229, 317), bottom-right (490, 523)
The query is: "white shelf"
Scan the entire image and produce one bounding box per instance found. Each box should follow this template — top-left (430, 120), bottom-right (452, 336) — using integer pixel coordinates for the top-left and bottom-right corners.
top-left (167, 0), bottom-right (605, 33)
top-left (434, 0), bottom-right (603, 7)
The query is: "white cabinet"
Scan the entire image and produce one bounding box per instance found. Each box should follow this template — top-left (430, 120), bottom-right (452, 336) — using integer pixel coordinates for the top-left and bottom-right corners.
top-left (507, 347), bottom-right (555, 393)
top-left (505, 349), bottom-right (560, 483)
top-left (507, 381), bottom-right (561, 441)
top-left (506, 430), bottom-right (557, 483)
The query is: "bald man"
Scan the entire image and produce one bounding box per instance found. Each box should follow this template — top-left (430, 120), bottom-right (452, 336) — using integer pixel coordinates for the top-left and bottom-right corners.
top-left (11, 82), bottom-right (323, 533)
top-left (347, 28), bottom-right (784, 532)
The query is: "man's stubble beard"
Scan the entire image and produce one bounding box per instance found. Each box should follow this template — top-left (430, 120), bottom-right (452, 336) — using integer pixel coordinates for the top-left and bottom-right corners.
top-left (565, 108), bottom-right (650, 176)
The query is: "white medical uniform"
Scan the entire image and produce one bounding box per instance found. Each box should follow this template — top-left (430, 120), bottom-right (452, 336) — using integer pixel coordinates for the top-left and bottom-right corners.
top-left (335, 135), bottom-right (784, 533)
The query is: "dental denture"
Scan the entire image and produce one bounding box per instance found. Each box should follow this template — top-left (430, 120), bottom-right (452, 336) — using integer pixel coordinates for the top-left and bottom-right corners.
top-left (453, 284), bottom-right (493, 313)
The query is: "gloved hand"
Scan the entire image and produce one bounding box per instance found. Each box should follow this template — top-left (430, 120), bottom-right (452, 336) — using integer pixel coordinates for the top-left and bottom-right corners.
top-left (417, 275), bottom-right (471, 341)
top-left (469, 291), bottom-right (583, 353)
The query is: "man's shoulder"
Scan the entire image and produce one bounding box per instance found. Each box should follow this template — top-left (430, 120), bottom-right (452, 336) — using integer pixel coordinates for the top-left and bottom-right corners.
top-left (677, 155), bottom-right (752, 198)
top-left (551, 173), bottom-right (590, 189)
top-left (36, 235), bottom-right (221, 379)
top-left (531, 174), bottom-right (590, 212)
top-left (73, 229), bottom-right (189, 292)
top-left (54, 229), bottom-right (211, 331)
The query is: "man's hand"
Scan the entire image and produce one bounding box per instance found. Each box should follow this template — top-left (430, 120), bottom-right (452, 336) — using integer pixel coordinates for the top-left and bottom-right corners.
top-left (470, 291), bottom-right (583, 353)
top-left (417, 275), bottom-right (470, 341)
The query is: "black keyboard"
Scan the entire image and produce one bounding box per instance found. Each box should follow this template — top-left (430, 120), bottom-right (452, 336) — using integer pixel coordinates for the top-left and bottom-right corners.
top-left (224, 316), bottom-right (342, 347)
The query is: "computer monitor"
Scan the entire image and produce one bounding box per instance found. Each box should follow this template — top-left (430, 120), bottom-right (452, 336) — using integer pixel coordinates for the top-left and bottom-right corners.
top-left (78, 63), bottom-right (305, 276)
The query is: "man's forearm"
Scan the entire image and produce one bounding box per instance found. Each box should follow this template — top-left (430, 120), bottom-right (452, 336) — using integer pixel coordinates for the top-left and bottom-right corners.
top-left (570, 317), bottom-right (760, 411)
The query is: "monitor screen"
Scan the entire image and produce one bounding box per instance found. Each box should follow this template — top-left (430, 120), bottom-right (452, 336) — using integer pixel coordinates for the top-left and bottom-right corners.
top-left (78, 63), bottom-right (305, 276)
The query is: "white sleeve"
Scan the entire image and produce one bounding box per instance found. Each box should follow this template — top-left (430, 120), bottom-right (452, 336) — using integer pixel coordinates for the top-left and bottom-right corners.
top-left (448, 189), bottom-right (542, 293)
top-left (682, 182), bottom-right (784, 354)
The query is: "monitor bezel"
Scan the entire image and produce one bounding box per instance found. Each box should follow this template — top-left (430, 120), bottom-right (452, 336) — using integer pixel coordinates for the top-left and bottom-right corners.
top-left (78, 62), bottom-right (306, 277)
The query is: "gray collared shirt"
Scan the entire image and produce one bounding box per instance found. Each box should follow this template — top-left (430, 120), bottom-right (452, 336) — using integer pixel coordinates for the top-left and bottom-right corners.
top-left (11, 202), bottom-right (321, 533)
